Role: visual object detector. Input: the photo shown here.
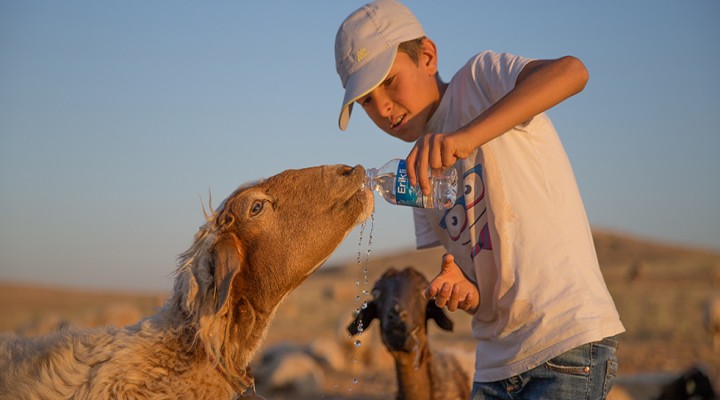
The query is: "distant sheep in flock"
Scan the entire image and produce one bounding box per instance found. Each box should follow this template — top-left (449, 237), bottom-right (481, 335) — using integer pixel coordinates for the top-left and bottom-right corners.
top-left (0, 164), bottom-right (373, 399)
top-left (348, 267), bottom-right (471, 400)
top-left (656, 366), bottom-right (716, 400)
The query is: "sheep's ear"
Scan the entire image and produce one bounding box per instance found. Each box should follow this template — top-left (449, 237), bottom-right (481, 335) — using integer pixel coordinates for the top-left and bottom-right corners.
top-left (426, 300), bottom-right (454, 331)
top-left (206, 238), bottom-right (256, 342)
top-left (213, 237), bottom-right (244, 313)
top-left (347, 301), bottom-right (378, 336)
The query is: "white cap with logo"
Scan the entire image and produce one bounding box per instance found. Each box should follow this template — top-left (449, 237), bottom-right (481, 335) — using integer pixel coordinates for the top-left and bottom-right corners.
top-left (334, 0), bottom-right (425, 131)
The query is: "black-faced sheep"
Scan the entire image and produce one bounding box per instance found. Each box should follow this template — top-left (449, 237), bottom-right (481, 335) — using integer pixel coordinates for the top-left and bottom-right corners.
top-left (348, 267), bottom-right (471, 400)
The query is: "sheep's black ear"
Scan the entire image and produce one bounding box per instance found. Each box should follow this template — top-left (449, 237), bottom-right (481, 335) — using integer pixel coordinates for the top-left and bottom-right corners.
top-left (426, 300), bottom-right (454, 332)
top-left (347, 301), bottom-right (378, 336)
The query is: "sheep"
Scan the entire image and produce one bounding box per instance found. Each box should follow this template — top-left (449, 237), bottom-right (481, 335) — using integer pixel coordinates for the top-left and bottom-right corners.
top-left (348, 266), bottom-right (471, 400)
top-left (0, 164), bottom-right (374, 400)
top-left (656, 366), bottom-right (716, 400)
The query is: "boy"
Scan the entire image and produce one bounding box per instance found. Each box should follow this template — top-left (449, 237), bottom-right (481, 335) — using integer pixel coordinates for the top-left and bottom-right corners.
top-left (334, 1), bottom-right (625, 399)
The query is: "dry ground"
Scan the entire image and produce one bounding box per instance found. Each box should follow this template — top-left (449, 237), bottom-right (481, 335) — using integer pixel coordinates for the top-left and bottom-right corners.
top-left (1, 230), bottom-right (719, 399)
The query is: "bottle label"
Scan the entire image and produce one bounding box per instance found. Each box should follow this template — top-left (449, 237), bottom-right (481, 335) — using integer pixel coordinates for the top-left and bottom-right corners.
top-left (395, 159), bottom-right (424, 208)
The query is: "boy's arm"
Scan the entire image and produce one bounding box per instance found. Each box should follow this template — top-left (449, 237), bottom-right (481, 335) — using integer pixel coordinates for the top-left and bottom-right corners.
top-left (407, 56), bottom-right (589, 194)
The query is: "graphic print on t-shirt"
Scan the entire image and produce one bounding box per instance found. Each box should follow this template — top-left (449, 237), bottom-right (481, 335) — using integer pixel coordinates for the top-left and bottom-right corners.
top-left (440, 163), bottom-right (492, 260)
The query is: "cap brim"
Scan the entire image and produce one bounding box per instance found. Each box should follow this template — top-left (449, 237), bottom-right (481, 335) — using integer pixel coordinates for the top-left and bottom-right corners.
top-left (338, 47), bottom-right (398, 131)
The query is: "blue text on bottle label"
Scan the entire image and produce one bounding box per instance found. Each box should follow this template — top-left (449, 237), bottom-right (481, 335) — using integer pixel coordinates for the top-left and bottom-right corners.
top-left (395, 159), bottom-right (423, 207)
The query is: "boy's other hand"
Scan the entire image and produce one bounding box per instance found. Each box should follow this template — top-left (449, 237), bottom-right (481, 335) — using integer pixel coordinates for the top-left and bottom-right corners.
top-left (424, 253), bottom-right (480, 313)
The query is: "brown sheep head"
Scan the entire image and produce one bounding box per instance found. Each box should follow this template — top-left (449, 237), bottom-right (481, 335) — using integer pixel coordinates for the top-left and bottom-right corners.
top-left (173, 164), bottom-right (373, 384)
top-left (348, 267), bottom-right (453, 352)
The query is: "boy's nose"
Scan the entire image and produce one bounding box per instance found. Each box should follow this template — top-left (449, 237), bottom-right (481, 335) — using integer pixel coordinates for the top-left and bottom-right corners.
top-left (374, 94), bottom-right (393, 119)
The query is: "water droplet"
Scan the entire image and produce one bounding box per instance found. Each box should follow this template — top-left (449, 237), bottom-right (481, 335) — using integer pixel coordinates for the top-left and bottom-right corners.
top-left (349, 212), bottom-right (374, 379)
top-left (353, 378), bottom-right (358, 384)
top-left (356, 221), bottom-right (366, 264)
top-left (367, 213), bottom-right (375, 246)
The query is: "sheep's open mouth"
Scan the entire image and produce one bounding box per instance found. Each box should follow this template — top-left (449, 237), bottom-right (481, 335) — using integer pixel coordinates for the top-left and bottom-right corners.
top-left (354, 187), bottom-right (374, 223)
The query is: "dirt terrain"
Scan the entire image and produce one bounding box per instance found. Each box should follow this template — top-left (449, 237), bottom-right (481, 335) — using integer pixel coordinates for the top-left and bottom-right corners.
top-left (1, 230), bottom-right (719, 399)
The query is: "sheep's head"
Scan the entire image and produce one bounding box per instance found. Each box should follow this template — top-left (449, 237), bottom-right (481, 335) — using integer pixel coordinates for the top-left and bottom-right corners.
top-left (348, 267), bottom-right (453, 352)
top-left (174, 164), bottom-right (373, 381)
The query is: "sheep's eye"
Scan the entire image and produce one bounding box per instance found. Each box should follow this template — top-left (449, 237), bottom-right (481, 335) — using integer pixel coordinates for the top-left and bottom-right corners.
top-left (250, 200), bottom-right (264, 216)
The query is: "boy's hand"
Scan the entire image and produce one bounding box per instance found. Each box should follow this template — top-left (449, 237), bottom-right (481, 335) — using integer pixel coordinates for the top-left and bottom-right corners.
top-left (424, 253), bottom-right (479, 313)
top-left (406, 131), bottom-right (473, 195)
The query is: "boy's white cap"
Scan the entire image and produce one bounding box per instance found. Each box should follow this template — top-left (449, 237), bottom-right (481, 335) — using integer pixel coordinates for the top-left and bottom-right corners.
top-left (335, 0), bottom-right (425, 131)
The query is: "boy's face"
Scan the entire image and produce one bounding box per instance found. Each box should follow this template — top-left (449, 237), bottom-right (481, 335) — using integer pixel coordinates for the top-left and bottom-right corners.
top-left (356, 40), bottom-right (441, 143)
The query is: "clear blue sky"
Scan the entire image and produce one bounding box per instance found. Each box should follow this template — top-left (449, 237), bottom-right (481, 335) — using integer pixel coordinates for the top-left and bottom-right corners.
top-left (1, 1), bottom-right (718, 291)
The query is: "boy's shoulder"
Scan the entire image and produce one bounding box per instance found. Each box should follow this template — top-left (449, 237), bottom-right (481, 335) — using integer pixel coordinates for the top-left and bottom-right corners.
top-left (469, 49), bottom-right (529, 65)
top-left (453, 50), bottom-right (532, 80)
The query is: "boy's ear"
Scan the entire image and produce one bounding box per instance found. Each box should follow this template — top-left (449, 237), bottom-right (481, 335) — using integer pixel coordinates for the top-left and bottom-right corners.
top-left (421, 38), bottom-right (439, 74)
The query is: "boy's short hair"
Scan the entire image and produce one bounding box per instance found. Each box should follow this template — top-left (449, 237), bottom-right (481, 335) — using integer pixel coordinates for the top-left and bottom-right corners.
top-left (335, 0), bottom-right (425, 131)
top-left (398, 37), bottom-right (426, 66)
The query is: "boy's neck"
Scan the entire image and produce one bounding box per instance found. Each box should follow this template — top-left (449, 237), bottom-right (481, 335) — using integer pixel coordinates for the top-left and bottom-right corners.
top-left (425, 76), bottom-right (448, 128)
top-left (436, 76), bottom-right (448, 100)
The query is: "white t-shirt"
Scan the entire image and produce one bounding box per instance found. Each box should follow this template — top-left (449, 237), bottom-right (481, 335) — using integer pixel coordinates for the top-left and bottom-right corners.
top-left (415, 50), bottom-right (625, 382)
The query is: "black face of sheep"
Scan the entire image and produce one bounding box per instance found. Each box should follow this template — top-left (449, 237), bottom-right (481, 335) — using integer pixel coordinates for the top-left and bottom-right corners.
top-left (348, 267), bottom-right (453, 352)
top-left (656, 366), bottom-right (716, 400)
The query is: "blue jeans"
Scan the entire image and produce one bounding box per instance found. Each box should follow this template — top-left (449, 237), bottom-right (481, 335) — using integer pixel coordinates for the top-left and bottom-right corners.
top-left (471, 337), bottom-right (619, 400)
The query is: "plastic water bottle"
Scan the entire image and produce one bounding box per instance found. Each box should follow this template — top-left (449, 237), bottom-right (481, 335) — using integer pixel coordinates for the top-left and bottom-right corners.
top-left (365, 158), bottom-right (458, 209)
